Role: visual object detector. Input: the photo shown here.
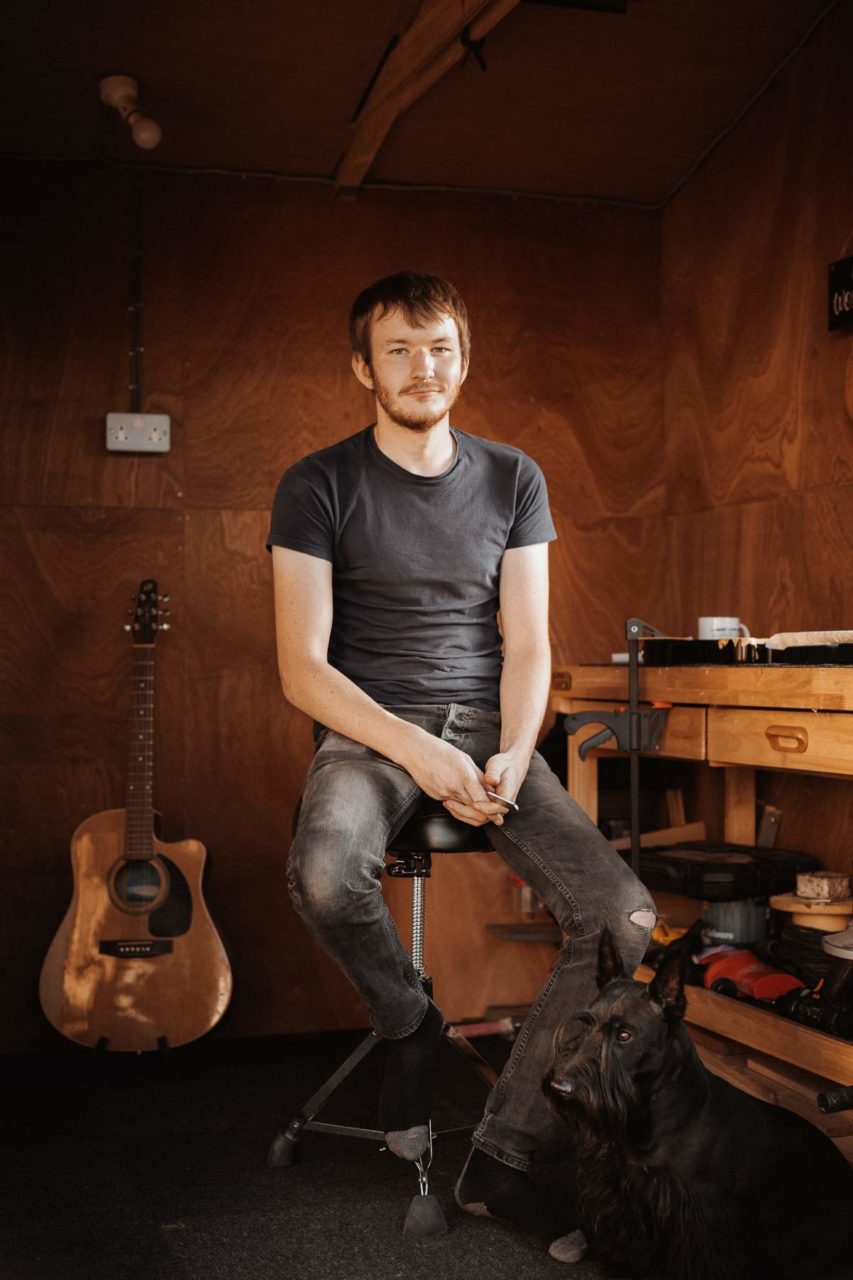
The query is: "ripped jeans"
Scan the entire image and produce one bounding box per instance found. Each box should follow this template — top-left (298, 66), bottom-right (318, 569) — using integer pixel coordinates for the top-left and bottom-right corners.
top-left (287, 703), bottom-right (656, 1171)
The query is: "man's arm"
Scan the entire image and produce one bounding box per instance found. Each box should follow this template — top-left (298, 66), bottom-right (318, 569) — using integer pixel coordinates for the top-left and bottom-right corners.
top-left (272, 546), bottom-right (503, 819)
top-left (493, 541), bottom-right (552, 785)
top-left (443, 542), bottom-right (551, 822)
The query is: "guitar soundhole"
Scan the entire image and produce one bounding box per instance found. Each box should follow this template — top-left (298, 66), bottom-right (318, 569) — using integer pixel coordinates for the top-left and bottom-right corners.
top-left (109, 859), bottom-right (169, 913)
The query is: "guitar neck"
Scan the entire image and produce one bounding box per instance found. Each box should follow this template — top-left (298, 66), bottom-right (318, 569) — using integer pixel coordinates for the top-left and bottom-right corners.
top-left (124, 643), bottom-right (155, 859)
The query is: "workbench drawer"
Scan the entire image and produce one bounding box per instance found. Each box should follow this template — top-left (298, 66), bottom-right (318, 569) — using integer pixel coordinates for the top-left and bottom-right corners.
top-left (566, 700), bottom-right (706, 759)
top-left (708, 708), bottom-right (853, 776)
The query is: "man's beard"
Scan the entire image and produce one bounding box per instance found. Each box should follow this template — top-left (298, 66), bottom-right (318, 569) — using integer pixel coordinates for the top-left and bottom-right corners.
top-left (373, 376), bottom-right (462, 432)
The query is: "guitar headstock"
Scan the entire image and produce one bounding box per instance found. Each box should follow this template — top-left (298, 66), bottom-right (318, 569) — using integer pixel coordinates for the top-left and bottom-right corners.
top-left (126, 579), bottom-right (170, 643)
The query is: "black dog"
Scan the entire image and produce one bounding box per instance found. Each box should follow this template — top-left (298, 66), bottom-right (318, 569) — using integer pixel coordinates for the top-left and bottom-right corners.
top-left (544, 931), bottom-right (853, 1279)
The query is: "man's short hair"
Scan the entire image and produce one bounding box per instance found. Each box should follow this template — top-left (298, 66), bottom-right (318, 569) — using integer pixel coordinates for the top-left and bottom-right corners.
top-left (349, 271), bottom-right (470, 367)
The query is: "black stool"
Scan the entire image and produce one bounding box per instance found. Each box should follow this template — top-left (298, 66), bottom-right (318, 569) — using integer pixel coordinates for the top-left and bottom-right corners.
top-left (267, 798), bottom-right (501, 1237)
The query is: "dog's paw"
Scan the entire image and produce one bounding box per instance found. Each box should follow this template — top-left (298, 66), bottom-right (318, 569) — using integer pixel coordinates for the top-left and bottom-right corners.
top-left (548, 1228), bottom-right (589, 1264)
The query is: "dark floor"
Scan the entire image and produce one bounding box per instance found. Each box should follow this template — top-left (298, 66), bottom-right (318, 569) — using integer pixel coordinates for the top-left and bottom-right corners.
top-left (1, 1028), bottom-right (621, 1280)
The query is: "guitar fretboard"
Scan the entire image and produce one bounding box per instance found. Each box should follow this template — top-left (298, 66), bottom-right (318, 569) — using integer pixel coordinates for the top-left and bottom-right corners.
top-left (124, 645), bottom-right (155, 859)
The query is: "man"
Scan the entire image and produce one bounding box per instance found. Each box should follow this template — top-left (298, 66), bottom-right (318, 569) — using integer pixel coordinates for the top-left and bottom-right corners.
top-left (268, 271), bottom-right (655, 1260)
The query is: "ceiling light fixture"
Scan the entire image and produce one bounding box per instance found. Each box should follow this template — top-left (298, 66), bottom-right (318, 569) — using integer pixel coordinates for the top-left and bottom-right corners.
top-left (99, 75), bottom-right (163, 150)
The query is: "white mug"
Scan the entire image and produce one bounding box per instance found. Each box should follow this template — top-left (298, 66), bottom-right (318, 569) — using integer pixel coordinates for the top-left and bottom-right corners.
top-left (698, 616), bottom-right (750, 640)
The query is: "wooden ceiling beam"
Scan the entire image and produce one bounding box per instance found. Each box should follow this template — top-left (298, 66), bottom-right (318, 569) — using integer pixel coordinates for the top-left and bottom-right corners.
top-left (335, 0), bottom-right (522, 190)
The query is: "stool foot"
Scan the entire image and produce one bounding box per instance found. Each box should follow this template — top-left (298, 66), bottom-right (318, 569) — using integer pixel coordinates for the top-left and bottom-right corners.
top-left (403, 1192), bottom-right (448, 1240)
top-left (403, 1124), bottom-right (448, 1240)
top-left (267, 1130), bottom-right (298, 1167)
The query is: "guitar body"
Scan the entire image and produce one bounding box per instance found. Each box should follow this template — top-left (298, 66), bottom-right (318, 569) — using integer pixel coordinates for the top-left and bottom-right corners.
top-left (40, 809), bottom-right (233, 1051)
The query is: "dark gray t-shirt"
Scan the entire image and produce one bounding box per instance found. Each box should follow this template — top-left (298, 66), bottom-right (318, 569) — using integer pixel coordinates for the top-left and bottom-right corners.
top-left (266, 426), bottom-right (556, 709)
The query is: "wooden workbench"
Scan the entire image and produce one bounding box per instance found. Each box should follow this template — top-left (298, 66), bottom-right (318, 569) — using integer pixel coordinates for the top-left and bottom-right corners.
top-left (552, 664), bottom-right (853, 846)
top-left (551, 664), bottom-right (853, 1100)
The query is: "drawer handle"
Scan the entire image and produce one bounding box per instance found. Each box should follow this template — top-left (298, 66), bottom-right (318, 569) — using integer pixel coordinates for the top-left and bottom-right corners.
top-left (765, 725), bottom-right (809, 754)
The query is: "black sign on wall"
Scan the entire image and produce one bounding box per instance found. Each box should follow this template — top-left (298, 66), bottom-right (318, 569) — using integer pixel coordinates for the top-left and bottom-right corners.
top-left (829, 257), bottom-right (853, 331)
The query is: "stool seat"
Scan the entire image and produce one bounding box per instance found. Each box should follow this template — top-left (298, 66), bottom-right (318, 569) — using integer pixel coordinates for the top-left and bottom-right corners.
top-left (388, 798), bottom-right (490, 854)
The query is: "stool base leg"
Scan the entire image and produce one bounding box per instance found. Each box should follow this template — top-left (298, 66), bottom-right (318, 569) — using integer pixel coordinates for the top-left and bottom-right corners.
top-left (267, 1029), bottom-right (384, 1167)
top-left (267, 1022), bottom-right (498, 1166)
top-left (444, 1024), bottom-right (500, 1089)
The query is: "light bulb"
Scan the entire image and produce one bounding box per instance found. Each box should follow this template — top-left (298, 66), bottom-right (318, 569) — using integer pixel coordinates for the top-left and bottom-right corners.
top-left (100, 76), bottom-right (163, 151)
top-left (130, 116), bottom-right (162, 150)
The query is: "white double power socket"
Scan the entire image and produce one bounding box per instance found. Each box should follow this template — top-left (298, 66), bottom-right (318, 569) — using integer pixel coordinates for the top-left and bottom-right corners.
top-left (106, 412), bottom-right (171, 453)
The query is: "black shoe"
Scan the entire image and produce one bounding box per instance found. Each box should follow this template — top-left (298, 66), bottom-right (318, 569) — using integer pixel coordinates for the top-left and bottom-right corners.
top-left (455, 1146), bottom-right (586, 1261)
top-left (379, 999), bottom-right (444, 1160)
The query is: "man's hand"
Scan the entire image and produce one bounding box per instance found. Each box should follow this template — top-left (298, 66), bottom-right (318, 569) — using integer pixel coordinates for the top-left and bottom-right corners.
top-left (442, 749), bottom-right (530, 828)
top-left (441, 749), bottom-right (530, 829)
top-left (399, 732), bottom-right (508, 828)
top-left (483, 750), bottom-right (527, 805)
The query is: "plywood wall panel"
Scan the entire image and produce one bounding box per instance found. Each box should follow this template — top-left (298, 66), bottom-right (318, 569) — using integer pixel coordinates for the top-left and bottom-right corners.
top-left (0, 166), bottom-right (122, 506)
top-left (132, 173), bottom-right (190, 453)
top-left (465, 307), bottom-right (665, 524)
top-left (663, 162), bottom-right (811, 512)
top-left (549, 511), bottom-right (674, 668)
top-left (662, 490), bottom-right (853, 642)
top-left (797, 5), bottom-right (853, 493)
top-left (663, 7), bottom-right (853, 519)
top-left (662, 4), bottom-right (853, 627)
top-left (180, 182), bottom-right (366, 512)
top-left (451, 202), bottom-right (665, 524)
top-left (0, 165), bottom-right (185, 512)
top-left (661, 4), bottom-right (853, 877)
top-left (758, 773), bottom-right (853, 875)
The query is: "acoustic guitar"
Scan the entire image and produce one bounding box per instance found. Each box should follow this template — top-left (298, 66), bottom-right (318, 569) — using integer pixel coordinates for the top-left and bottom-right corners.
top-left (39, 580), bottom-right (233, 1051)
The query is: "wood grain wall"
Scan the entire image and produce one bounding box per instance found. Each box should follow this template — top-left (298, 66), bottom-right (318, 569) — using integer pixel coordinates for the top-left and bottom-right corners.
top-left (0, 161), bottom-right (662, 1050)
top-left (6, 5), bottom-right (849, 1055)
top-left (661, 2), bottom-right (853, 869)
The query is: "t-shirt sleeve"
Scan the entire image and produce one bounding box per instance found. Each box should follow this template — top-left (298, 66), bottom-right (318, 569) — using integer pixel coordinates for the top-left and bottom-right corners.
top-left (506, 454), bottom-right (557, 548)
top-left (266, 459), bottom-right (335, 561)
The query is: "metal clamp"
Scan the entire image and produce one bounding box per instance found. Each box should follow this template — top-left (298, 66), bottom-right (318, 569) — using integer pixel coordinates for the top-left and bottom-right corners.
top-left (562, 705), bottom-right (668, 761)
top-left (562, 617), bottom-right (668, 877)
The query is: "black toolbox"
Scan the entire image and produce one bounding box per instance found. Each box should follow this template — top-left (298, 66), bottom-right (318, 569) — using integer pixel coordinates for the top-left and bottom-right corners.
top-left (619, 841), bottom-right (821, 902)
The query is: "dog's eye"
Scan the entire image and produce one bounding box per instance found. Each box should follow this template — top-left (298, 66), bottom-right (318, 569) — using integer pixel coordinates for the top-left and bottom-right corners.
top-left (616, 1028), bottom-right (634, 1043)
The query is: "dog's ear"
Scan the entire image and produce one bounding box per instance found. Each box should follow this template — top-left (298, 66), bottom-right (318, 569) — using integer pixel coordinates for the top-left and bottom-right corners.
top-left (596, 927), bottom-right (626, 990)
top-left (647, 944), bottom-right (688, 1021)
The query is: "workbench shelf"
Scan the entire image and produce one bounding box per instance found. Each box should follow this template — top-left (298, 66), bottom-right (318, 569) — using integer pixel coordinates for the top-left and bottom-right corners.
top-left (637, 965), bottom-right (853, 1086)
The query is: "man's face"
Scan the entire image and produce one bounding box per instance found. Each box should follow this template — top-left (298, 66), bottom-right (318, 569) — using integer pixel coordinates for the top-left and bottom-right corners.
top-left (352, 307), bottom-right (468, 432)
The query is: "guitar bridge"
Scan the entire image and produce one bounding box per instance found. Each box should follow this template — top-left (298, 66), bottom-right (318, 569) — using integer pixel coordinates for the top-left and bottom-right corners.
top-left (99, 939), bottom-right (174, 958)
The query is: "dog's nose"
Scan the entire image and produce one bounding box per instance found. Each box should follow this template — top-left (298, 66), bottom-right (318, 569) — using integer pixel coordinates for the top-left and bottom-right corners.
top-left (549, 1077), bottom-right (575, 1097)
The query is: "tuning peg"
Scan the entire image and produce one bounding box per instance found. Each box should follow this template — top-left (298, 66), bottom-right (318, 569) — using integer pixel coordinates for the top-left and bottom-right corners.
top-left (159, 594), bottom-right (170, 602)
top-left (124, 623), bottom-right (132, 631)
top-left (160, 622), bottom-right (171, 631)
